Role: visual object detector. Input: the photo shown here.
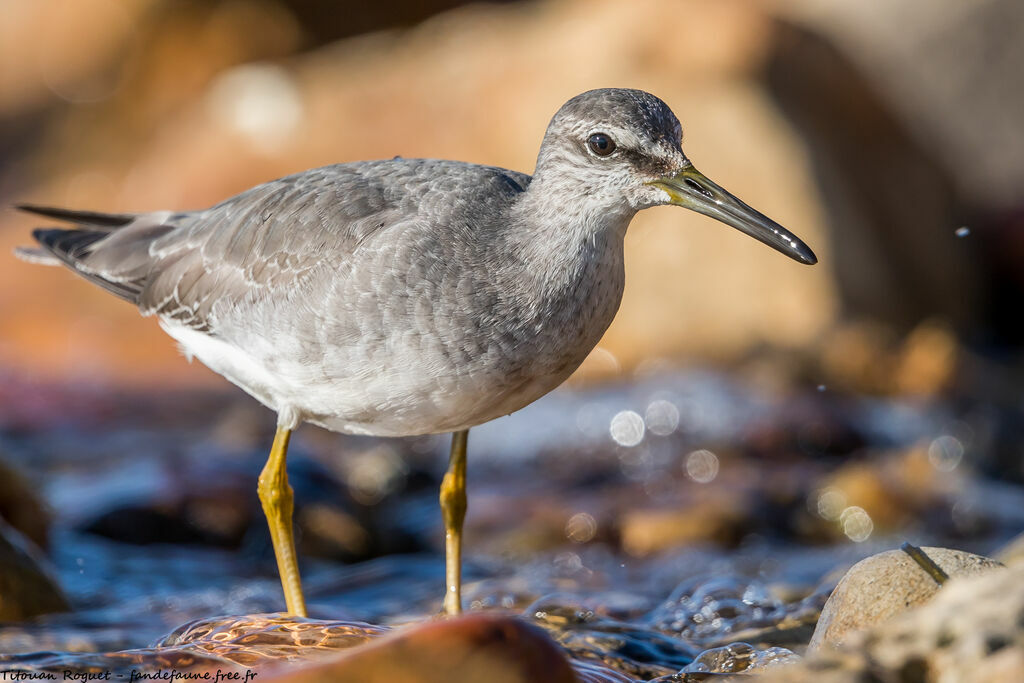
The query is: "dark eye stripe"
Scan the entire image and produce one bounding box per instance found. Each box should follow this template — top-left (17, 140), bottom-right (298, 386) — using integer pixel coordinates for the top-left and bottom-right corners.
top-left (587, 133), bottom-right (616, 157)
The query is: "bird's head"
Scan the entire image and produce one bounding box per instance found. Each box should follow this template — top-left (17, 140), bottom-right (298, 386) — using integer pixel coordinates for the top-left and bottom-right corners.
top-left (535, 88), bottom-right (816, 265)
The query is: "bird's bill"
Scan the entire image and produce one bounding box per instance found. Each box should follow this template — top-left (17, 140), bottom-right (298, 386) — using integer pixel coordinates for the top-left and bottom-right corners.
top-left (648, 165), bottom-right (817, 265)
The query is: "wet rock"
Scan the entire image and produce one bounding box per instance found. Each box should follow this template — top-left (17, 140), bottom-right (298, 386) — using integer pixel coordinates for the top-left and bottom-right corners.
top-left (265, 613), bottom-right (576, 683)
top-left (0, 648), bottom-right (240, 675)
top-left (811, 445), bottom-right (959, 540)
top-left (570, 659), bottom-right (636, 683)
top-left (78, 457), bottom-right (257, 548)
top-left (527, 594), bottom-right (697, 678)
top-left (0, 457), bottom-right (51, 550)
top-left (846, 565), bottom-right (1024, 683)
top-left (2, 614), bottom-right (390, 673)
top-left (808, 546), bottom-right (1004, 651)
top-left (647, 575), bottom-right (814, 650)
top-left (160, 613), bottom-right (389, 665)
top-left (467, 493), bottom-right (567, 555)
top-left (679, 641), bottom-right (798, 674)
top-left (620, 496), bottom-right (750, 557)
top-left (0, 516), bottom-right (69, 620)
top-left (76, 448), bottom-right (427, 563)
top-left (755, 565), bottom-right (1024, 683)
top-left (289, 454), bottom-right (428, 563)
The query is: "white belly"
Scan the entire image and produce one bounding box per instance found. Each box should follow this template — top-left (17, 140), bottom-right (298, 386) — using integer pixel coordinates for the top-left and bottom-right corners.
top-left (159, 320), bottom-right (569, 436)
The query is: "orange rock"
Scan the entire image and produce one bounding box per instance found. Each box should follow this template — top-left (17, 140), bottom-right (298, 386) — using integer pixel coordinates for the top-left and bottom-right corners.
top-left (821, 461), bottom-right (906, 531)
top-left (893, 319), bottom-right (958, 397)
top-left (817, 320), bottom-right (898, 394)
top-left (265, 613), bottom-right (578, 683)
top-left (815, 445), bottom-right (961, 540)
top-left (816, 319), bottom-right (960, 398)
top-left (620, 495), bottom-right (749, 556)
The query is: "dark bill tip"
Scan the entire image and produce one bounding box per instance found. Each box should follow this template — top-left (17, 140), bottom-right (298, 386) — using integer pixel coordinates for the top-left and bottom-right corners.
top-left (650, 165), bottom-right (818, 266)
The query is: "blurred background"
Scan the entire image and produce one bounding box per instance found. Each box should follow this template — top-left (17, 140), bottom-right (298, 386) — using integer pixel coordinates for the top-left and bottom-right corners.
top-left (3, 0), bottom-right (1022, 387)
top-left (0, 0), bottom-right (1023, 671)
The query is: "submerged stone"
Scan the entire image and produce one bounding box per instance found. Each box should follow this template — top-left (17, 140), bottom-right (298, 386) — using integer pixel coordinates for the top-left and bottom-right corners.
top-left (527, 593), bottom-right (698, 678)
top-left (159, 613), bottom-right (390, 665)
top-left (678, 641), bottom-right (798, 674)
top-left (0, 517), bottom-right (69, 621)
top-left (264, 613), bottom-right (576, 683)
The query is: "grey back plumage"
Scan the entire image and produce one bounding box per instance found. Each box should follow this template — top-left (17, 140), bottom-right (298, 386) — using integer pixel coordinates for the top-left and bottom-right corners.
top-left (22, 160), bottom-right (531, 333)
top-left (141, 160), bottom-right (530, 333)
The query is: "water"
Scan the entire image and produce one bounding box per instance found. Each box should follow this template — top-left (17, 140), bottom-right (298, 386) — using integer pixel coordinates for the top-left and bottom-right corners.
top-left (0, 368), bottom-right (1021, 679)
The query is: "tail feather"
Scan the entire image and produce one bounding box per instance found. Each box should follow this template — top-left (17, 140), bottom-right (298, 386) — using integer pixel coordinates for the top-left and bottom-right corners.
top-left (16, 204), bottom-right (134, 228)
top-left (14, 245), bottom-right (61, 265)
top-left (31, 228), bottom-right (142, 302)
top-left (33, 227), bottom-right (107, 259)
top-left (15, 204), bottom-right (179, 304)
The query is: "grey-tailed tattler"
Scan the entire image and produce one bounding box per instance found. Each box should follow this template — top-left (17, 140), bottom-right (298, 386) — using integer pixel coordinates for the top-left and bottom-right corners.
top-left (17, 88), bottom-right (816, 617)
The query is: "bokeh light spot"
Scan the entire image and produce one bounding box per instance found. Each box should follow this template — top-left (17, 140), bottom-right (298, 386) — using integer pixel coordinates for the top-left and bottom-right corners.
top-left (610, 410), bottom-right (645, 447)
top-left (816, 488), bottom-right (846, 521)
top-left (645, 399), bottom-right (680, 436)
top-left (206, 63), bottom-right (304, 154)
top-left (840, 506), bottom-right (873, 542)
top-left (685, 449), bottom-right (719, 483)
top-left (565, 512), bottom-right (597, 543)
top-left (927, 435), bottom-right (964, 472)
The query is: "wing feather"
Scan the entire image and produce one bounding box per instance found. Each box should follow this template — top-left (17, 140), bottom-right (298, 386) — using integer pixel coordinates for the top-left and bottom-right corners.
top-left (139, 165), bottom-right (404, 328)
top-left (20, 160), bottom-right (531, 335)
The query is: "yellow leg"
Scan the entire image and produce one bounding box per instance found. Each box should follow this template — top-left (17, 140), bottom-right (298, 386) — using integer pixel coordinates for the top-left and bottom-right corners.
top-left (257, 425), bottom-right (308, 617)
top-left (440, 429), bottom-right (469, 616)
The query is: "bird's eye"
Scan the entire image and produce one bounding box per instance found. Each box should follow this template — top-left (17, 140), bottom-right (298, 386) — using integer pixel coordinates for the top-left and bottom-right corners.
top-left (587, 133), bottom-right (616, 157)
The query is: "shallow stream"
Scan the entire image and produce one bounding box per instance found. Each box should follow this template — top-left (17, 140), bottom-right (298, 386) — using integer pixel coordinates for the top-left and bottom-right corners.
top-left (1, 368), bottom-right (1021, 679)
